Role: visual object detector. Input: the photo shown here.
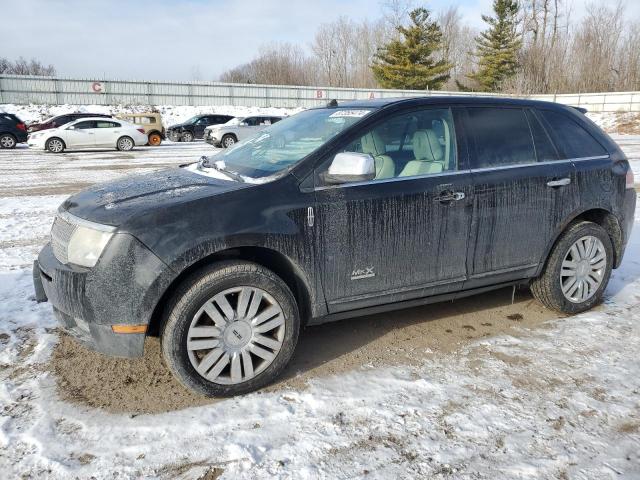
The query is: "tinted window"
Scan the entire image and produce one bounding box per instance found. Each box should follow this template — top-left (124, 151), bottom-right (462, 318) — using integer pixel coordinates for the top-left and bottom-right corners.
top-left (96, 121), bottom-right (119, 128)
top-left (243, 117), bottom-right (260, 126)
top-left (539, 110), bottom-right (607, 159)
top-left (73, 121), bottom-right (97, 129)
top-left (55, 116), bottom-right (70, 125)
top-left (526, 110), bottom-right (559, 161)
top-left (467, 108), bottom-right (535, 168)
top-left (271, 117), bottom-right (283, 124)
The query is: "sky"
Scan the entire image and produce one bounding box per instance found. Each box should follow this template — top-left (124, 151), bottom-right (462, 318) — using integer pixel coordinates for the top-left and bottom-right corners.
top-left (1, 0), bottom-right (638, 82)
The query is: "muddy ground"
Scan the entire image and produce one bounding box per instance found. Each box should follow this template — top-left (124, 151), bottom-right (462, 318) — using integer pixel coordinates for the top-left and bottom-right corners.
top-left (51, 285), bottom-right (562, 414)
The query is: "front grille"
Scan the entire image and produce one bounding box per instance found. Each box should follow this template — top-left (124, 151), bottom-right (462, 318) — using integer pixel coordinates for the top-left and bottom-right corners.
top-left (51, 215), bottom-right (77, 264)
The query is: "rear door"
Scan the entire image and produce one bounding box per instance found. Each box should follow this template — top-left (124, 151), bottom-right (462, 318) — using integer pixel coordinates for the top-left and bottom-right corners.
top-left (65, 120), bottom-right (97, 148)
top-left (463, 106), bottom-right (578, 286)
top-left (92, 120), bottom-right (122, 147)
top-left (314, 106), bottom-right (474, 312)
top-left (237, 117), bottom-right (261, 141)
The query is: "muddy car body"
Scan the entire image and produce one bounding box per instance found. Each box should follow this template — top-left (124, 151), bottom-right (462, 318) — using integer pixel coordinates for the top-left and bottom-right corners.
top-left (34, 97), bottom-right (636, 396)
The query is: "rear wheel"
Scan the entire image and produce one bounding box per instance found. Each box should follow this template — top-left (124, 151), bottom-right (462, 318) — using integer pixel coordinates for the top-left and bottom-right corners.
top-left (116, 136), bottom-right (134, 151)
top-left (148, 132), bottom-right (162, 146)
top-left (531, 221), bottom-right (613, 314)
top-left (46, 137), bottom-right (65, 153)
top-left (181, 131), bottom-right (194, 142)
top-left (221, 134), bottom-right (236, 148)
top-left (0, 133), bottom-right (17, 149)
top-left (161, 261), bottom-right (300, 397)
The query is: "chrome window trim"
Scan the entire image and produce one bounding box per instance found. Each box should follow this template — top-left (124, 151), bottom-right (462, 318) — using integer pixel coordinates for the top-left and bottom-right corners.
top-left (56, 208), bottom-right (117, 233)
top-left (313, 155), bottom-right (611, 191)
top-left (313, 169), bottom-right (470, 191)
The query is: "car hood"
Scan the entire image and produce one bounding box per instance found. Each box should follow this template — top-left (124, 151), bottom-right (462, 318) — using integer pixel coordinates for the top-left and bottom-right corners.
top-left (61, 167), bottom-right (250, 227)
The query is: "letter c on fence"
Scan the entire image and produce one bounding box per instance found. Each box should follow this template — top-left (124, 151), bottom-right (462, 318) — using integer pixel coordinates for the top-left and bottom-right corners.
top-left (91, 82), bottom-right (103, 93)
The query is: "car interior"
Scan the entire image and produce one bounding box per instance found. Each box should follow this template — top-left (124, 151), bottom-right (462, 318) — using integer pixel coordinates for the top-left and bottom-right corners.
top-left (343, 108), bottom-right (456, 180)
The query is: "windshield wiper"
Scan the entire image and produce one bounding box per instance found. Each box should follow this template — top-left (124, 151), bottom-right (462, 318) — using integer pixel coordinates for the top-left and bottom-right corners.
top-left (197, 156), bottom-right (245, 183)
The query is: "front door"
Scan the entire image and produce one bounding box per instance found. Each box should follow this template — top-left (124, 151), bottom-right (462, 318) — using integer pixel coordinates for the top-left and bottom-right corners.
top-left (65, 120), bottom-right (97, 148)
top-left (314, 107), bottom-right (474, 313)
top-left (463, 106), bottom-right (578, 285)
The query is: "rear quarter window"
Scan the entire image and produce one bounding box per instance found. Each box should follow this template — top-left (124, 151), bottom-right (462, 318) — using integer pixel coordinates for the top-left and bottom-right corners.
top-left (538, 109), bottom-right (607, 159)
top-left (467, 107), bottom-right (536, 168)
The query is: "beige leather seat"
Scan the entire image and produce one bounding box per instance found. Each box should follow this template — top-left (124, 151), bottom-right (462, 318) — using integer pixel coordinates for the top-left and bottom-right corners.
top-left (361, 131), bottom-right (395, 179)
top-left (399, 130), bottom-right (445, 177)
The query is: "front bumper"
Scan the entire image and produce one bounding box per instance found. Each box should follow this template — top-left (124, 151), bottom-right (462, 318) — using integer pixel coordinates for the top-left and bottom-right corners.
top-left (204, 132), bottom-right (219, 146)
top-left (34, 234), bottom-right (175, 358)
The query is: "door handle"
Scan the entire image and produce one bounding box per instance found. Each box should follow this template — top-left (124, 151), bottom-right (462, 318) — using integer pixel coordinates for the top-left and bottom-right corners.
top-left (547, 178), bottom-right (571, 187)
top-left (435, 191), bottom-right (466, 203)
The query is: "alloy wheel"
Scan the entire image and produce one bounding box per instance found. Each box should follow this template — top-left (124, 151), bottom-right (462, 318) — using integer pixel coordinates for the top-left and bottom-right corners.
top-left (560, 235), bottom-right (607, 303)
top-left (47, 139), bottom-right (64, 153)
top-left (223, 136), bottom-right (235, 148)
top-left (187, 286), bottom-right (285, 385)
top-left (118, 137), bottom-right (133, 150)
top-left (0, 135), bottom-right (16, 148)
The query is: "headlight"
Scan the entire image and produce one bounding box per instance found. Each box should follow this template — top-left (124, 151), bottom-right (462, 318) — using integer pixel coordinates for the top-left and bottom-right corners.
top-left (52, 212), bottom-right (116, 268)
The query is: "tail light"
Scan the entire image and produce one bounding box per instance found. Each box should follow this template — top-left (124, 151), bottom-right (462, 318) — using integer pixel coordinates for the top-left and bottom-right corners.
top-left (16, 123), bottom-right (26, 131)
top-left (626, 169), bottom-right (635, 189)
top-left (136, 128), bottom-right (145, 134)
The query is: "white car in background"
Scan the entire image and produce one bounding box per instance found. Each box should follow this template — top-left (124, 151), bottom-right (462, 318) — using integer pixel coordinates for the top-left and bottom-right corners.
top-left (204, 115), bottom-right (284, 148)
top-left (27, 117), bottom-right (148, 153)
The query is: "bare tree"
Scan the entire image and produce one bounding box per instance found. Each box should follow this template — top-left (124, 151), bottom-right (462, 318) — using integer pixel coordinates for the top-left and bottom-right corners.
top-left (437, 6), bottom-right (477, 90)
top-left (0, 56), bottom-right (56, 76)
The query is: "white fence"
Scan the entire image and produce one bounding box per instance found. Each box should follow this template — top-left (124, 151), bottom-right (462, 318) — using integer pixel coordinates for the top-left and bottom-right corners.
top-left (1, 74), bottom-right (639, 112)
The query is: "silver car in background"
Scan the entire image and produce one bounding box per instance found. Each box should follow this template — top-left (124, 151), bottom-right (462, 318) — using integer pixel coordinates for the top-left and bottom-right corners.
top-left (204, 115), bottom-right (284, 148)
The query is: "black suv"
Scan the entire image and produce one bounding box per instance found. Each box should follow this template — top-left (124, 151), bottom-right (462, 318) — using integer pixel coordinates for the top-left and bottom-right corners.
top-left (34, 97), bottom-right (636, 396)
top-left (28, 113), bottom-right (112, 133)
top-left (0, 113), bottom-right (28, 149)
top-left (166, 114), bottom-right (235, 142)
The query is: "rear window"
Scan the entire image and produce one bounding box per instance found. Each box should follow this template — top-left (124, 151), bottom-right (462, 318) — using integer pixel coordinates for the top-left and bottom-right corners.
top-left (538, 110), bottom-right (607, 159)
top-left (467, 107), bottom-right (536, 168)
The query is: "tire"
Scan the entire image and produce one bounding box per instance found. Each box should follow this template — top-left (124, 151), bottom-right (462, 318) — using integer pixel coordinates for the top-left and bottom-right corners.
top-left (181, 131), bottom-right (194, 142)
top-left (0, 133), bottom-right (16, 149)
top-left (221, 134), bottom-right (237, 148)
top-left (45, 137), bottom-right (65, 153)
top-left (531, 220), bottom-right (613, 314)
top-left (116, 136), bottom-right (134, 151)
top-left (148, 132), bottom-right (162, 146)
top-left (161, 261), bottom-right (300, 397)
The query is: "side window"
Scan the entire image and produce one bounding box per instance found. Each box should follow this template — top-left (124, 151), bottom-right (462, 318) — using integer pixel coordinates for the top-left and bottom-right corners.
top-left (244, 117), bottom-right (259, 126)
top-left (260, 117), bottom-right (272, 126)
top-left (538, 110), bottom-right (607, 159)
top-left (467, 107), bottom-right (535, 168)
top-left (195, 117), bottom-right (209, 125)
top-left (319, 107), bottom-right (457, 184)
top-left (96, 121), bottom-right (119, 128)
top-left (56, 116), bottom-right (70, 126)
top-left (73, 121), bottom-right (97, 130)
top-left (271, 117), bottom-right (282, 124)
top-left (526, 110), bottom-right (559, 161)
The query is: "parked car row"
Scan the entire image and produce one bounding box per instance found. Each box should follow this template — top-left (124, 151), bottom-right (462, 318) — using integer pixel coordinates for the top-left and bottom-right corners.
top-left (1, 110), bottom-right (286, 152)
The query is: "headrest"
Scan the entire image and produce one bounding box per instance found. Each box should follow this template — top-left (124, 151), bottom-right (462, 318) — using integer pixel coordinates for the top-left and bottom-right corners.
top-left (361, 131), bottom-right (385, 156)
top-left (412, 130), bottom-right (443, 162)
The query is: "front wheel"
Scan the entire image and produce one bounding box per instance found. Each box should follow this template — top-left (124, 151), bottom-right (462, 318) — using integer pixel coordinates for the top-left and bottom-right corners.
top-left (181, 131), bottom-right (194, 142)
top-left (0, 133), bottom-right (16, 149)
top-left (531, 220), bottom-right (613, 314)
top-left (161, 261), bottom-right (300, 397)
top-left (116, 136), bottom-right (134, 151)
top-left (221, 134), bottom-right (236, 148)
top-left (46, 137), bottom-right (65, 153)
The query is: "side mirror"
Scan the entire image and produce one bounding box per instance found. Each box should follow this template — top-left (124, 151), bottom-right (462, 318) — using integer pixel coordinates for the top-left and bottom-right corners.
top-left (240, 122), bottom-right (248, 126)
top-left (323, 152), bottom-right (376, 185)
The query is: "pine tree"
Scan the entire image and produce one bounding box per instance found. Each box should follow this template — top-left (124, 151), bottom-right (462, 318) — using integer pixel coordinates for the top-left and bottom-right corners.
top-left (459, 0), bottom-right (522, 92)
top-left (372, 8), bottom-right (452, 90)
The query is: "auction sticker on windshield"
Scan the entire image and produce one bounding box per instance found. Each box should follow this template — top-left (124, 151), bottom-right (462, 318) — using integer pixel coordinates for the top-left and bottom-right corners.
top-left (329, 109), bottom-right (372, 118)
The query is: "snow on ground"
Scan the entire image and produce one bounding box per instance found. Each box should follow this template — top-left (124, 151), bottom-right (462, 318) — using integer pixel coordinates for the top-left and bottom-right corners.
top-left (0, 136), bottom-right (639, 479)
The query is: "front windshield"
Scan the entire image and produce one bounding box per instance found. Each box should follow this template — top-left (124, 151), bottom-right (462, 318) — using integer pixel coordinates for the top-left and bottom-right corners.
top-left (184, 116), bottom-right (200, 124)
top-left (205, 108), bottom-right (373, 179)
